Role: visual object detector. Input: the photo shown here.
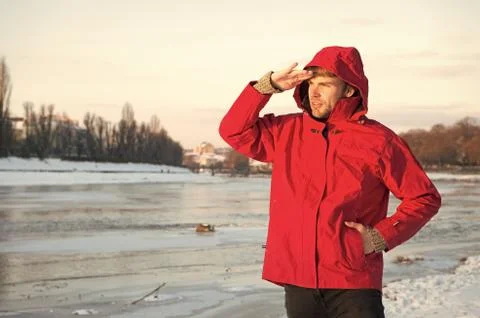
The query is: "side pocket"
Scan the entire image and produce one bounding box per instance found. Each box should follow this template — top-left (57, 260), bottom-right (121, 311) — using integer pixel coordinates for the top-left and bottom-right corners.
top-left (341, 227), bottom-right (367, 271)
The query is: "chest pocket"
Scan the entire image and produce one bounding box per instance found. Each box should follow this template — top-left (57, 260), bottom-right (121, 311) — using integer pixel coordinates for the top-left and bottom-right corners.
top-left (332, 136), bottom-right (381, 183)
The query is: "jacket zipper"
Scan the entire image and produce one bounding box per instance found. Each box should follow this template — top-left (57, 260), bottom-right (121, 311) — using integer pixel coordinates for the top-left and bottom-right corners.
top-left (315, 125), bottom-right (330, 288)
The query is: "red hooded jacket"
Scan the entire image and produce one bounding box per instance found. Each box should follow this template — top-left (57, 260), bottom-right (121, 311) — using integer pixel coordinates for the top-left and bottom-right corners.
top-left (219, 46), bottom-right (441, 290)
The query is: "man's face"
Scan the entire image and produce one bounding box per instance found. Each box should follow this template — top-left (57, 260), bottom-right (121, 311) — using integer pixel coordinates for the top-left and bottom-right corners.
top-left (307, 75), bottom-right (348, 119)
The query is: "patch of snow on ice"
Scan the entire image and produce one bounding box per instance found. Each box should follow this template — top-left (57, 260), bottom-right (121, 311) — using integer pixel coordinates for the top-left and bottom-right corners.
top-left (383, 255), bottom-right (480, 317)
top-left (72, 309), bottom-right (99, 315)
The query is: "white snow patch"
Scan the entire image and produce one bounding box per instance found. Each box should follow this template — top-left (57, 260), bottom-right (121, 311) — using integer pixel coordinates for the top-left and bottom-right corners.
top-left (0, 157), bottom-right (226, 186)
top-left (0, 157), bottom-right (188, 173)
top-left (427, 172), bottom-right (480, 182)
top-left (383, 255), bottom-right (480, 317)
top-left (72, 309), bottom-right (99, 315)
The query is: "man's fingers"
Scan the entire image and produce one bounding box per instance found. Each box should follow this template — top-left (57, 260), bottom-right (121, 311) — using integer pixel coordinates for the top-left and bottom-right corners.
top-left (277, 62), bottom-right (299, 76)
top-left (285, 62), bottom-right (299, 73)
top-left (344, 221), bottom-right (364, 232)
top-left (288, 69), bottom-right (313, 78)
top-left (271, 64), bottom-right (314, 90)
top-left (280, 70), bottom-right (313, 83)
top-left (296, 71), bottom-right (314, 81)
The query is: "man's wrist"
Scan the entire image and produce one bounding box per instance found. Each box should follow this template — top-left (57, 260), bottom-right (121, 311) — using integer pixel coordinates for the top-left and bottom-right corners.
top-left (366, 226), bottom-right (387, 253)
top-left (253, 71), bottom-right (284, 95)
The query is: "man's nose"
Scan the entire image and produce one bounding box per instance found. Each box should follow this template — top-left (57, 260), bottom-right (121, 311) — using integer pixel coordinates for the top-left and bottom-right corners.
top-left (311, 88), bottom-right (321, 97)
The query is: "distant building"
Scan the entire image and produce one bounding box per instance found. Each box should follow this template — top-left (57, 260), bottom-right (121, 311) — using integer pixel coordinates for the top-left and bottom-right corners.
top-left (183, 142), bottom-right (271, 173)
top-left (199, 152), bottom-right (225, 167)
top-left (183, 141), bottom-right (225, 168)
top-left (195, 142), bottom-right (215, 155)
top-left (214, 147), bottom-right (231, 156)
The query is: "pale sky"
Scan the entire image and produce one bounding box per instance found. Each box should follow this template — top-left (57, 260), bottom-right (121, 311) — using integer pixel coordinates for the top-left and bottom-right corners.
top-left (1, 0), bottom-right (479, 149)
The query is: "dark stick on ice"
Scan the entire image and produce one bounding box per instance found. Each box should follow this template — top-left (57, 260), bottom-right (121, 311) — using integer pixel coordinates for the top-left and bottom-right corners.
top-left (131, 282), bottom-right (167, 305)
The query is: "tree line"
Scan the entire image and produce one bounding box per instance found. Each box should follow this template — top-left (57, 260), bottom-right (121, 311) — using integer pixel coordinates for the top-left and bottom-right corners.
top-left (0, 57), bottom-right (183, 166)
top-left (400, 117), bottom-right (480, 168)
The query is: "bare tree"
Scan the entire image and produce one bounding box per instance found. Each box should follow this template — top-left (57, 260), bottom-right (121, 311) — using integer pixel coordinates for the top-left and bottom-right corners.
top-left (51, 112), bottom-right (74, 158)
top-left (105, 122), bottom-right (114, 157)
top-left (463, 135), bottom-right (480, 165)
top-left (83, 112), bottom-right (96, 158)
top-left (22, 103), bottom-right (55, 159)
top-left (94, 116), bottom-right (107, 160)
top-left (21, 102), bottom-right (34, 157)
top-left (35, 104), bottom-right (55, 159)
top-left (0, 57), bottom-right (13, 157)
top-left (149, 115), bottom-right (161, 134)
top-left (136, 122), bottom-right (148, 162)
top-left (116, 103), bottom-right (137, 162)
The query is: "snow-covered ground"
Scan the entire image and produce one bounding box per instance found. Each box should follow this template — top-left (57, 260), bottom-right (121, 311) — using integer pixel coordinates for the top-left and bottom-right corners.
top-left (428, 172), bottom-right (480, 182)
top-left (0, 157), bottom-right (189, 173)
top-left (383, 255), bottom-right (480, 318)
top-left (0, 157), bottom-right (222, 186)
top-left (0, 156), bottom-right (188, 173)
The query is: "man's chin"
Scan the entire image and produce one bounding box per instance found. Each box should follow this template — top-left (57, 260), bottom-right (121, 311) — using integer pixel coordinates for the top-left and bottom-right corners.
top-left (311, 112), bottom-right (329, 119)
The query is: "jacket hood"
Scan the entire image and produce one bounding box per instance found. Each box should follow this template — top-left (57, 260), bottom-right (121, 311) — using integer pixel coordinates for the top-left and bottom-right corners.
top-left (293, 46), bottom-right (369, 121)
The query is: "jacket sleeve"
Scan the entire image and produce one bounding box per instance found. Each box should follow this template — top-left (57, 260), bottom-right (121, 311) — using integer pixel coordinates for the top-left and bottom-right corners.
top-left (218, 82), bottom-right (278, 163)
top-left (373, 134), bottom-right (441, 251)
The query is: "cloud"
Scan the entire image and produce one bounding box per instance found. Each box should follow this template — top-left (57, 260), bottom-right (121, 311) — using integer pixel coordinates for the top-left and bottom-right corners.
top-left (386, 50), bottom-right (480, 62)
top-left (84, 103), bottom-right (120, 109)
top-left (446, 52), bottom-right (480, 61)
top-left (392, 50), bottom-right (440, 60)
top-left (388, 50), bottom-right (480, 62)
top-left (382, 51), bottom-right (480, 74)
top-left (417, 64), bottom-right (478, 78)
top-left (378, 50), bottom-right (479, 78)
top-left (190, 107), bottom-right (225, 114)
top-left (340, 17), bottom-right (384, 26)
top-left (388, 103), bottom-right (466, 112)
top-left (437, 33), bottom-right (480, 49)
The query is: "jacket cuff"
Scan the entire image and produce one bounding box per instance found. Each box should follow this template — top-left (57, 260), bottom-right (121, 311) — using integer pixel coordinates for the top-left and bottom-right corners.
top-left (243, 81), bottom-right (273, 105)
top-left (366, 226), bottom-right (387, 253)
top-left (253, 71), bottom-right (284, 95)
top-left (373, 218), bottom-right (401, 252)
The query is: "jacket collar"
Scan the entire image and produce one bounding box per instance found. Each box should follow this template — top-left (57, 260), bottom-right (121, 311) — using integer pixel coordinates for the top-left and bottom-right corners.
top-left (303, 96), bottom-right (365, 132)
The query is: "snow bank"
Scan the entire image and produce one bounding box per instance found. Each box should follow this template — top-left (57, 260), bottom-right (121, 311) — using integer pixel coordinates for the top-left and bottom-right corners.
top-left (384, 255), bottom-right (480, 317)
top-left (0, 157), bottom-right (226, 186)
top-left (72, 309), bottom-right (99, 315)
top-left (428, 172), bottom-right (480, 182)
top-left (0, 157), bottom-right (189, 173)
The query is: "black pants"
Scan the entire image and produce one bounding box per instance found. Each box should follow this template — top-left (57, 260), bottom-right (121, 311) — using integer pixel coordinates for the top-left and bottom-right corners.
top-left (284, 285), bottom-right (385, 318)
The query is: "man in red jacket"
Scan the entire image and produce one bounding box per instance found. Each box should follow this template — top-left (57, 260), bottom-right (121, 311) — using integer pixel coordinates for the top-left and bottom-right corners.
top-left (219, 46), bottom-right (441, 318)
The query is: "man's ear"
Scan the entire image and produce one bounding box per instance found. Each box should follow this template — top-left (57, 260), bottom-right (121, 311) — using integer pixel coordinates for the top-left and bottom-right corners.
top-left (344, 85), bottom-right (356, 98)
